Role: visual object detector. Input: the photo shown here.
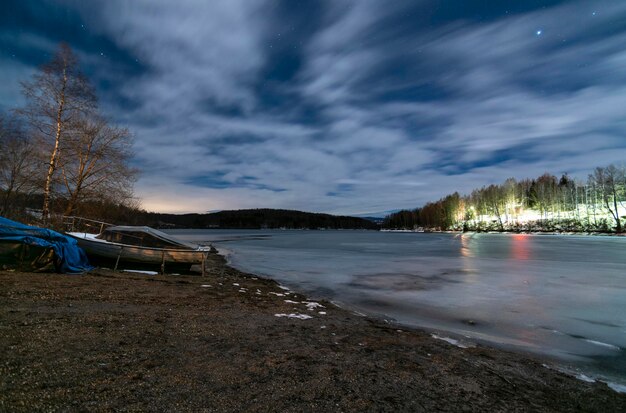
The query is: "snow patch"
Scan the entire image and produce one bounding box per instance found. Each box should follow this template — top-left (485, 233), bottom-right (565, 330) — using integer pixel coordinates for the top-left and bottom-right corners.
top-left (608, 382), bottom-right (626, 393)
top-left (584, 339), bottom-right (620, 350)
top-left (431, 334), bottom-right (473, 349)
top-left (269, 292), bottom-right (285, 297)
top-left (232, 283), bottom-right (240, 286)
top-left (304, 302), bottom-right (324, 311)
top-left (284, 300), bottom-right (299, 304)
top-left (561, 368), bottom-right (626, 394)
top-left (318, 311), bottom-right (326, 315)
top-left (576, 374), bottom-right (596, 383)
top-left (278, 285), bottom-right (290, 291)
top-left (123, 270), bottom-right (158, 275)
top-left (200, 285), bottom-right (212, 288)
top-left (274, 313), bottom-right (313, 320)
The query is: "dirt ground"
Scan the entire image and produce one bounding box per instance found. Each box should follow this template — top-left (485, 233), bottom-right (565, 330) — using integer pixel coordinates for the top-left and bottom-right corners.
top-left (1, 255), bottom-right (625, 412)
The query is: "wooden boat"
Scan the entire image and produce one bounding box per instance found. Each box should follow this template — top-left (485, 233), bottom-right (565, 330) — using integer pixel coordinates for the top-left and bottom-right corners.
top-left (64, 217), bottom-right (213, 274)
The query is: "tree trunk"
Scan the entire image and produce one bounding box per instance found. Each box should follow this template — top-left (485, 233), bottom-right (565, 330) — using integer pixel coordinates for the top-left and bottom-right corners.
top-left (493, 203), bottom-right (504, 231)
top-left (1, 177), bottom-right (15, 216)
top-left (41, 65), bottom-right (67, 225)
top-left (63, 178), bottom-right (83, 217)
top-left (612, 187), bottom-right (622, 233)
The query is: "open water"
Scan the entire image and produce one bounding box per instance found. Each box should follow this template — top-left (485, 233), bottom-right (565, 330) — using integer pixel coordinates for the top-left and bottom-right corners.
top-left (170, 229), bottom-right (626, 389)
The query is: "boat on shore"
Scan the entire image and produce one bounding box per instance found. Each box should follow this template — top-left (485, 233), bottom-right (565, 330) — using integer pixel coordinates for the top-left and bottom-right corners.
top-left (64, 217), bottom-right (213, 274)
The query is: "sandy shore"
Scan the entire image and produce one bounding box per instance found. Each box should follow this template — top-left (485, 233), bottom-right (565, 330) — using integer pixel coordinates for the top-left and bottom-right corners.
top-left (1, 255), bottom-right (625, 412)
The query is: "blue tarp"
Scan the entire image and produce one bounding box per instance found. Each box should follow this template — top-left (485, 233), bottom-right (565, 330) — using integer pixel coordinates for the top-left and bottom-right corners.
top-left (0, 216), bottom-right (93, 273)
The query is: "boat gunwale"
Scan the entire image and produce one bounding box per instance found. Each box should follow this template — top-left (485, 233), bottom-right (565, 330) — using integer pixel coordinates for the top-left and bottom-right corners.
top-left (66, 232), bottom-right (211, 253)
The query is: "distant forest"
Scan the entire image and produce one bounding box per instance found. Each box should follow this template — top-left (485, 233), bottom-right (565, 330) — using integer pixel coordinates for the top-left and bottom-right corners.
top-left (383, 164), bottom-right (626, 233)
top-left (140, 209), bottom-right (379, 230)
top-left (85, 208), bottom-right (376, 230)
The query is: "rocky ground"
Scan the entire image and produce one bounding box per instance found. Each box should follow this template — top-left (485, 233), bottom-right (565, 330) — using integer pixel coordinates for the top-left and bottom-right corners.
top-left (1, 255), bottom-right (625, 412)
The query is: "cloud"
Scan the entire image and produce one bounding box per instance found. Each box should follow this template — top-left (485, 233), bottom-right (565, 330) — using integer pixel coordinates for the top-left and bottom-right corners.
top-left (3, 0), bottom-right (626, 215)
top-left (0, 58), bottom-right (34, 111)
top-left (296, 0), bottom-right (626, 184)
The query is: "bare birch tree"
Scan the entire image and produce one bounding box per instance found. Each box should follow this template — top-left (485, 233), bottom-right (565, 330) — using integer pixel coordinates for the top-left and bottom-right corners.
top-left (0, 115), bottom-right (42, 216)
top-left (591, 165), bottom-right (625, 233)
top-left (18, 43), bottom-right (96, 223)
top-left (59, 115), bottom-right (137, 216)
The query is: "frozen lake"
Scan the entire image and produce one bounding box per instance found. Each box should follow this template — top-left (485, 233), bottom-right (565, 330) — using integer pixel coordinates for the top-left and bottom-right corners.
top-left (170, 229), bottom-right (626, 388)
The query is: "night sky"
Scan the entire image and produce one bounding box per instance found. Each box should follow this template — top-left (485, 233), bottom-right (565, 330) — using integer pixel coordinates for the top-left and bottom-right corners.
top-left (1, 1), bottom-right (625, 215)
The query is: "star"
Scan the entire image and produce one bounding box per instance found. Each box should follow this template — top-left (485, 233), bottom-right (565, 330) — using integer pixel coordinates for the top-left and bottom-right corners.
top-left (592, 12), bottom-right (597, 16)
top-left (100, 52), bottom-right (104, 56)
top-left (536, 30), bottom-right (542, 36)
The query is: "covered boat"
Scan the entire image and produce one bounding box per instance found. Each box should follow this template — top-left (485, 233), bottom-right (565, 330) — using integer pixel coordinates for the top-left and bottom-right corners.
top-left (0, 216), bottom-right (92, 273)
top-left (66, 222), bottom-right (212, 274)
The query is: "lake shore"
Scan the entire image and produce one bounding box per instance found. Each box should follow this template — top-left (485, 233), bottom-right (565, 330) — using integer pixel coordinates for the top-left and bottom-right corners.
top-left (1, 256), bottom-right (625, 412)
top-left (381, 229), bottom-right (626, 236)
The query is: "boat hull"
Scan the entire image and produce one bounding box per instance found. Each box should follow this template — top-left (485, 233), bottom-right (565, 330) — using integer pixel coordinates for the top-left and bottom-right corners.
top-left (67, 233), bottom-right (209, 272)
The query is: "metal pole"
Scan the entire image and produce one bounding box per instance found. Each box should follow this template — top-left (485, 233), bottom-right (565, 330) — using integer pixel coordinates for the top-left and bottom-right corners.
top-left (114, 247), bottom-right (123, 272)
top-left (19, 243), bottom-right (25, 272)
top-left (161, 251), bottom-right (166, 275)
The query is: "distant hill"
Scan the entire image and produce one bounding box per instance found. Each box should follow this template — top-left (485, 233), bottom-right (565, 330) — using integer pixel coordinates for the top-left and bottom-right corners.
top-left (141, 208), bottom-right (379, 230)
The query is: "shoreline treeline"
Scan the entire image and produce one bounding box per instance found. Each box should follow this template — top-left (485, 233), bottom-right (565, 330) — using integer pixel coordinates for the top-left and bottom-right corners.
top-left (383, 165), bottom-right (626, 233)
top-left (142, 209), bottom-right (379, 230)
